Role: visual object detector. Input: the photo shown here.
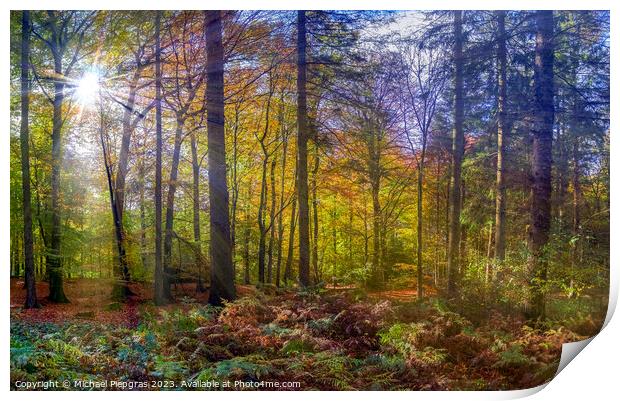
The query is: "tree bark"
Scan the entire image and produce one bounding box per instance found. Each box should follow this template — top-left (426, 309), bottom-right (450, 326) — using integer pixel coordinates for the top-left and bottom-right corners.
top-left (258, 156), bottom-right (268, 284)
top-left (48, 36), bottom-right (69, 304)
top-left (275, 124), bottom-right (289, 288)
top-left (154, 10), bottom-right (166, 305)
top-left (267, 158), bottom-right (277, 283)
top-left (416, 148), bottom-right (426, 298)
top-left (205, 10), bottom-right (236, 305)
top-left (368, 128), bottom-right (383, 289)
top-left (20, 11), bottom-right (38, 308)
top-left (138, 142), bottom-right (148, 271)
top-left (528, 10), bottom-right (554, 320)
top-left (494, 10), bottom-right (507, 265)
top-left (243, 186), bottom-right (252, 285)
top-left (114, 67), bottom-right (140, 223)
top-left (230, 104), bottom-right (240, 279)
top-left (284, 177), bottom-right (298, 285)
top-left (100, 120), bottom-right (131, 302)
top-left (447, 10), bottom-right (464, 298)
top-left (311, 138), bottom-right (320, 283)
top-left (191, 131), bottom-right (205, 292)
top-left (163, 119), bottom-right (184, 300)
top-left (296, 10), bottom-right (311, 287)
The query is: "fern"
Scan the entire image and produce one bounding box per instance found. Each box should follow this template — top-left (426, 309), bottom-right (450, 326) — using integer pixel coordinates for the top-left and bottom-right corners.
top-left (152, 356), bottom-right (188, 380)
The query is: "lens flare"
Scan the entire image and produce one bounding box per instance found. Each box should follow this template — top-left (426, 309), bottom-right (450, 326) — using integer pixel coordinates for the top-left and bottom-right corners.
top-left (75, 71), bottom-right (100, 106)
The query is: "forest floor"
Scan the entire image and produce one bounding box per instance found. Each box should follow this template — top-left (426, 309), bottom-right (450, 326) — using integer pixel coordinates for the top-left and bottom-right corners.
top-left (10, 278), bottom-right (603, 391)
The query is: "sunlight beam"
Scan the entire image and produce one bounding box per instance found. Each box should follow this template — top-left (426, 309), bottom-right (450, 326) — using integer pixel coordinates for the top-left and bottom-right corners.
top-left (75, 71), bottom-right (101, 106)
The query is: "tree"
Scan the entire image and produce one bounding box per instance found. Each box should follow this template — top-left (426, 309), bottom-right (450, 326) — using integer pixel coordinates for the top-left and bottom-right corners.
top-left (447, 10), bottom-right (464, 297)
top-left (163, 12), bottom-right (207, 300)
top-left (296, 10), bottom-right (311, 287)
top-left (256, 69), bottom-right (276, 284)
top-left (493, 10), bottom-right (508, 267)
top-left (154, 10), bottom-right (166, 306)
top-left (97, 103), bottom-right (132, 302)
top-left (32, 11), bottom-right (94, 303)
top-left (109, 14), bottom-right (155, 300)
top-left (20, 10), bottom-right (38, 309)
top-left (528, 10), bottom-right (554, 320)
top-left (190, 129), bottom-right (205, 291)
top-left (205, 10), bottom-right (236, 305)
top-left (400, 43), bottom-right (447, 299)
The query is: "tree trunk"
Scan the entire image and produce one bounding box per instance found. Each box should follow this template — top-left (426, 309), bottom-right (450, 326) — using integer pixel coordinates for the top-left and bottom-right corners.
top-left (163, 119), bottom-right (184, 300)
top-left (258, 157), bottom-right (268, 284)
top-left (274, 125), bottom-right (289, 288)
top-left (100, 122), bottom-right (131, 302)
top-left (20, 11), bottom-right (38, 308)
top-left (296, 10), bottom-right (311, 287)
top-left (154, 10), bottom-right (166, 305)
top-left (528, 10), bottom-right (554, 320)
top-left (494, 10), bottom-right (507, 265)
top-left (47, 44), bottom-right (69, 303)
top-left (570, 151), bottom-right (582, 226)
top-left (138, 145), bottom-right (148, 271)
top-left (267, 159), bottom-right (277, 283)
top-left (485, 221), bottom-right (494, 285)
top-left (230, 105), bottom-right (240, 279)
top-left (311, 138), bottom-right (320, 284)
top-left (114, 68), bottom-right (139, 223)
top-left (191, 131), bottom-right (205, 292)
top-left (205, 10), bottom-right (236, 305)
top-left (416, 149), bottom-right (426, 299)
top-left (447, 10), bottom-right (464, 298)
top-left (243, 186), bottom-right (252, 285)
top-left (284, 183), bottom-right (298, 285)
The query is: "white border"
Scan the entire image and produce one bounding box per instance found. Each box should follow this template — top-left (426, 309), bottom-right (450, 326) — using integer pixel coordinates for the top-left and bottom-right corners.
top-left (2, 1), bottom-right (617, 400)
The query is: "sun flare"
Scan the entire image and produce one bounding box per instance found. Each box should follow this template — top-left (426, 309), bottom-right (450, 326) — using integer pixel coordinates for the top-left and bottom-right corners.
top-left (75, 71), bottom-right (100, 106)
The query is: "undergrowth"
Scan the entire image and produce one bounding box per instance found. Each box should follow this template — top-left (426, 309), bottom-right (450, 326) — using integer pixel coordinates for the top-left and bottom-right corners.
top-left (11, 291), bottom-right (590, 390)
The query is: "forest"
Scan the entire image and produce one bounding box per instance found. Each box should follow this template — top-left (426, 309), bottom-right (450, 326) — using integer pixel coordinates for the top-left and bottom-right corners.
top-left (10, 10), bottom-right (609, 391)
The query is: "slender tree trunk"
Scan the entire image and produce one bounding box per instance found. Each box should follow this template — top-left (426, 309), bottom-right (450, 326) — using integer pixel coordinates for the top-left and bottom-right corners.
top-left (243, 186), bottom-right (252, 285)
top-left (284, 180), bottom-right (298, 285)
top-left (416, 148), bottom-right (426, 298)
top-left (372, 187), bottom-right (382, 287)
top-left (11, 235), bottom-right (16, 278)
top-left (191, 131), bottom-right (205, 292)
top-left (555, 122), bottom-right (569, 225)
top-left (100, 121), bottom-right (131, 302)
top-left (569, 139), bottom-right (581, 296)
top-left (114, 68), bottom-right (139, 223)
top-left (274, 126), bottom-right (289, 288)
top-left (348, 198), bottom-right (353, 262)
top-left (434, 160), bottom-right (441, 286)
top-left (20, 11), bottom-right (38, 308)
top-left (205, 10), bottom-right (235, 305)
top-left (258, 157), bottom-right (268, 284)
top-left (138, 147), bottom-right (148, 271)
top-left (568, 34), bottom-right (583, 295)
top-left (296, 10), bottom-right (311, 287)
top-left (528, 10), bottom-right (554, 320)
top-left (363, 199), bottom-right (369, 268)
top-left (485, 221), bottom-right (494, 285)
top-left (163, 119), bottom-right (185, 299)
top-left (571, 149), bottom-right (582, 222)
top-left (47, 46), bottom-right (69, 303)
top-left (267, 159), bottom-right (277, 283)
top-left (230, 105), bottom-right (240, 279)
top-left (447, 10), bottom-right (464, 298)
top-left (494, 10), bottom-right (508, 266)
top-left (154, 10), bottom-right (165, 305)
top-left (257, 75), bottom-right (274, 285)
top-left (311, 139), bottom-right (320, 283)
top-left (108, 68), bottom-right (140, 298)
